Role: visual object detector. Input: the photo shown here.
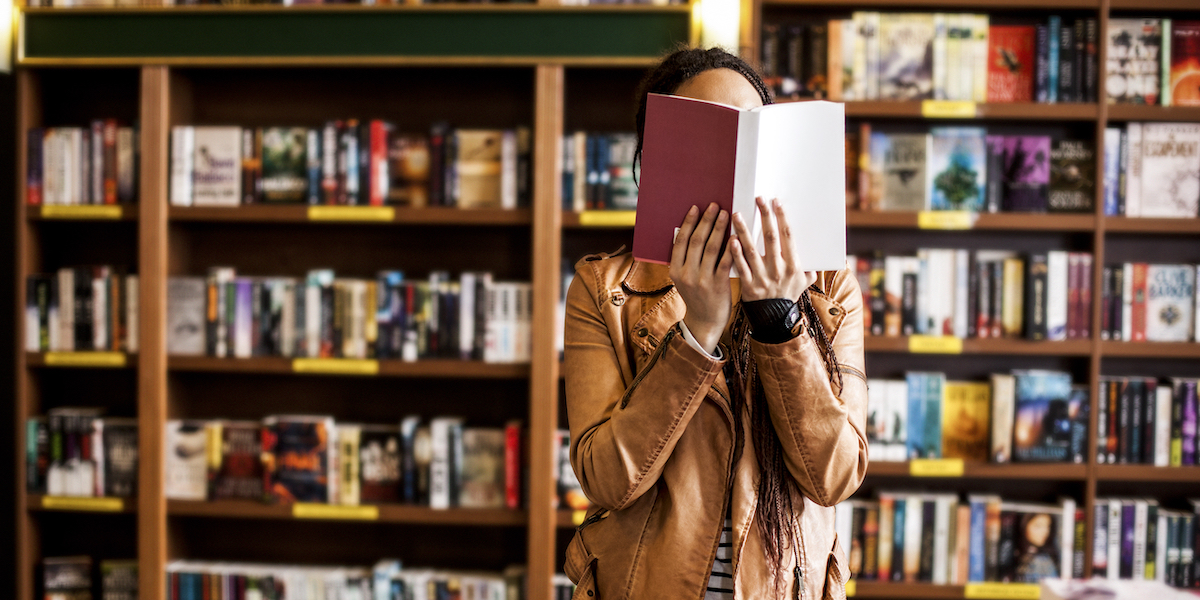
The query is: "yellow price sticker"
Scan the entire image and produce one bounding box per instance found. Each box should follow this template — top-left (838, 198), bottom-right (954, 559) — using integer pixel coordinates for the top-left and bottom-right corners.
top-left (307, 206), bottom-right (395, 222)
top-left (963, 583), bottom-right (1041, 599)
top-left (909, 458), bottom-right (965, 478)
top-left (921, 100), bottom-right (978, 119)
top-left (41, 205), bottom-right (123, 220)
top-left (292, 503), bottom-right (379, 521)
top-left (42, 496), bottom-right (125, 512)
top-left (292, 358), bottom-right (379, 376)
top-left (917, 211), bottom-right (976, 230)
top-left (578, 210), bottom-right (636, 227)
top-left (44, 352), bottom-right (127, 367)
top-left (844, 578), bottom-right (856, 597)
top-left (573, 510), bottom-right (587, 526)
top-left (907, 335), bottom-right (964, 354)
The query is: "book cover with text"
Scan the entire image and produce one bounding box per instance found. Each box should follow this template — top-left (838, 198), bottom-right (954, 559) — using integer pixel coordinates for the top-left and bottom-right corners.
top-left (987, 26), bottom-right (1036, 102)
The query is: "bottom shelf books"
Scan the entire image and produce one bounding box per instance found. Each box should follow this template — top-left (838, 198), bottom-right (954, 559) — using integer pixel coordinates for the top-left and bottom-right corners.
top-left (836, 494), bottom-right (1084, 585)
top-left (1093, 498), bottom-right (1199, 589)
top-left (44, 556), bottom-right (136, 600)
top-left (1096, 376), bottom-right (1200, 466)
top-left (165, 562), bottom-right (573, 600)
top-left (26, 410), bottom-right (138, 498)
top-left (166, 416), bottom-right (522, 510)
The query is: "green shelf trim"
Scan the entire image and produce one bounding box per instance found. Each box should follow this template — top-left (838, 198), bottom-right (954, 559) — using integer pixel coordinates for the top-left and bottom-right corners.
top-left (22, 10), bottom-right (691, 62)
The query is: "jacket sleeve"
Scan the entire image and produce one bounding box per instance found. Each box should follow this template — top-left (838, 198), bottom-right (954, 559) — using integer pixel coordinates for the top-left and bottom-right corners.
top-left (563, 265), bottom-right (725, 511)
top-left (752, 268), bottom-right (869, 507)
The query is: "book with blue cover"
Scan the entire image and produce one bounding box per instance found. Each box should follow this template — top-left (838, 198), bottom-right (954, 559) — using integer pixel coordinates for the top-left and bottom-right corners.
top-left (1012, 370), bottom-right (1076, 462)
top-left (927, 127), bottom-right (987, 211)
top-left (906, 372), bottom-right (945, 458)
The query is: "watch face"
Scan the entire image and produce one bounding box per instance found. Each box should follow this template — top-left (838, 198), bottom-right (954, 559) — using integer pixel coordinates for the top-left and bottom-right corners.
top-left (784, 303), bottom-right (801, 329)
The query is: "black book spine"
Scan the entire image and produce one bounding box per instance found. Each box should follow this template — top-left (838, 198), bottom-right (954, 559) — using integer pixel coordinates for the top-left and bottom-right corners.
top-left (869, 254), bottom-right (886, 337)
top-left (1111, 265), bottom-right (1124, 341)
top-left (1025, 254), bottom-right (1049, 340)
top-left (1073, 19), bottom-right (1085, 102)
top-left (320, 282), bottom-right (334, 358)
top-left (986, 139), bottom-right (1004, 213)
top-left (806, 23), bottom-right (829, 99)
top-left (1107, 377), bottom-right (1120, 463)
top-left (786, 25), bottom-right (806, 98)
top-left (443, 130), bottom-right (458, 208)
top-left (1057, 23), bottom-right (1075, 103)
top-left (1118, 378), bottom-right (1132, 464)
top-left (250, 280), bottom-right (264, 357)
top-left (1084, 19), bottom-right (1099, 102)
top-left (1096, 379), bottom-right (1109, 464)
top-left (1143, 378), bottom-right (1157, 465)
top-left (75, 267), bottom-right (93, 351)
top-left (997, 511), bottom-right (1017, 582)
top-left (1130, 378), bottom-right (1144, 464)
top-left (989, 262), bottom-right (1004, 338)
top-left (1100, 266), bottom-right (1112, 340)
top-left (428, 123), bottom-right (446, 207)
top-left (1146, 504), bottom-right (1159, 579)
top-left (967, 253), bottom-right (979, 338)
top-left (1035, 25), bottom-right (1051, 103)
top-left (918, 500), bottom-right (936, 581)
top-left (900, 272), bottom-right (917, 336)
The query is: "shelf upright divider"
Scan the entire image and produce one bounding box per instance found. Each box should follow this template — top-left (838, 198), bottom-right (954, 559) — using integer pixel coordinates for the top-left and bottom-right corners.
top-left (529, 62), bottom-right (566, 600)
top-left (138, 64), bottom-right (171, 600)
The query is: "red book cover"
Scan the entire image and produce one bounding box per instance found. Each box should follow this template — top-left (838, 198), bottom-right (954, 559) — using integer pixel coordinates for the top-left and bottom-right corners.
top-left (1130, 262), bottom-right (1148, 342)
top-left (1171, 21), bottom-right (1200, 107)
top-left (369, 120), bottom-right (389, 207)
top-left (987, 26), bottom-right (1037, 103)
top-left (1079, 253), bottom-right (1092, 339)
top-left (103, 119), bottom-right (118, 205)
top-left (1067, 253), bottom-right (1081, 339)
top-left (504, 420), bottom-right (521, 510)
top-left (26, 129), bottom-right (42, 206)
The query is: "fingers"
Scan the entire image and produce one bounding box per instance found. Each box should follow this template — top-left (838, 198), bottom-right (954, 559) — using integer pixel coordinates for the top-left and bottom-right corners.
top-left (757, 197), bottom-right (781, 273)
top-left (670, 205), bottom-right (700, 269)
top-left (770, 198), bottom-right (797, 273)
top-left (729, 235), bottom-right (751, 282)
top-left (732, 211), bottom-right (766, 279)
top-left (699, 209), bottom-right (729, 273)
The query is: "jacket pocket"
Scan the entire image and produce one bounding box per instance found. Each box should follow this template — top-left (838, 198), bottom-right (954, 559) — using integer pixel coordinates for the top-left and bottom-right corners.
top-left (565, 532), bottom-right (600, 600)
top-left (822, 535), bottom-right (847, 600)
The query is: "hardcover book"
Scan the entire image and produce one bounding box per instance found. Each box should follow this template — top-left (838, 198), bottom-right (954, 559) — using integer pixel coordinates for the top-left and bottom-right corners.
top-left (927, 127), bottom-right (987, 212)
top-left (359, 424), bottom-right (401, 504)
top-left (101, 418), bottom-right (137, 498)
top-left (941, 381), bottom-right (990, 462)
top-left (260, 127), bottom-right (308, 203)
top-left (454, 129), bottom-right (504, 209)
top-left (870, 133), bottom-right (928, 211)
top-left (459, 427), bottom-right (506, 509)
top-left (1048, 140), bottom-right (1096, 212)
top-left (1170, 22), bottom-right (1200, 106)
top-left (208, 420), bottom-right (263, 501)
top-left (1138, 122), bottom-right (1200, 217)
top-left (1145, 264), bottom-right (1197, 342)
top-left (878, 13), bottom-right (935, 100)
top-left (191, 126), bottom-right (241, 207)
top-left (1012, 370), bottom-right (1076, 462)
top-left (387, 133), bottom-right (430, 208)
top-left (262, 415), bottom-right (334, 503)
top-left (633, 93), bottom-right (846, 271)
top-left (165, 420), bottom-right (208, 501)
top-left (1107, 19), bottom-right (1163, 105)
top-left (166, 277), bottom-right (206, 356)
top-left (991, 135), bottom-right (1050, 212)
top-left (987, 26), bottom-right (1036, 102)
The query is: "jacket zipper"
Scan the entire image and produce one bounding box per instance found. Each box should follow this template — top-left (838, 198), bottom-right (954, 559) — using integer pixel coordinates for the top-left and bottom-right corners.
top-left (576, 508), bottom-right (609, 531)
top-left (618, 328), bottom-right (676, 409)
top-left (836, 364), bottom-right (867, 383)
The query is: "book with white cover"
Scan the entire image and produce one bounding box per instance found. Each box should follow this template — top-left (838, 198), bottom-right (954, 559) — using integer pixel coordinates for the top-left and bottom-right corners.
top-left (1145, 264), bottom-right (1196, 341)
top-left (1139, 123), bottom-right (1200, 217)
top-left (170, 126), bottom-right (194, 207)
top-left (191, 126), bottom-right (242, 207)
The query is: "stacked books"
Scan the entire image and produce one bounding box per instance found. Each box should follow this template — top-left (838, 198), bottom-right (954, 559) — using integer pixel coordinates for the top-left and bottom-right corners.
top-left (1107, 19), bottom-right (1200, 107)
top-left (165, 416), bottom-right (523, 510)
top-left (560, 131), bottom-right (637, 211)
top-left (25, 122), bottom-right (138, 206)
top-left (835, 494), bottom-right (1084, 584)
top-left (24, 268), bottom-right (139, 353)
top-left (1092, 498), bottom-right (1200, 589)
top-left (1099, 263), bottom-right (1199, 342)
top-left (25, 410), bottom-right (137, 498)
top-left (852, 250), bottom-right (1094, 341)
top-left (44, 557), bottom-right (137, 600)
top-left (867, 370), bottom-right (1088, 464)
top-left (1096, 377), bottom-right (1199, 467)
top-left (1102, 123), bottom-right (1200, 218)
top-left (170, 123), bottom-right (531, 209)
top-left (167, 270), bottom-right (532, 363)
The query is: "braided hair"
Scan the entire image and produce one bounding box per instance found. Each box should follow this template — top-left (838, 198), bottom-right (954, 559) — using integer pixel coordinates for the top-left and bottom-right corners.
top-left (632, 47), bottom-right (844, 591)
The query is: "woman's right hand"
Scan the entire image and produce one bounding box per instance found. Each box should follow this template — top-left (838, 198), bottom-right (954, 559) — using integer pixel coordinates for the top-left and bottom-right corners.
top-left (670, 202), bottom-right (734, 354)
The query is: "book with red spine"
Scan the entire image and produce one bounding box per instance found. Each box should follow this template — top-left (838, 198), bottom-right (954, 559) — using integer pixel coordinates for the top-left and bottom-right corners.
top-left (987, 26), bottom-right (1037, 102)
top-left (26, 129), bottom-right (42, 206)
top-left (1066, 253), bottom-right (1081, 339)
top-left (504, 420), bottom-right (521, 510)
top-left (103, 119), bottom-right (119, 205)
top-left (369, 120), bottom-right (391, 207)
top-left (1079, 253), bottom-right (1093, 340)
top-left (1131, 262), bottom-right (1148, 342)
top-left (1170, 21), bottom-right (1200, 106)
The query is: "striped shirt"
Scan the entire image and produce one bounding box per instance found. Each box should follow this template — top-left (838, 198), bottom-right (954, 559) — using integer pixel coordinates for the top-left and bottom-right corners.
top-left (705, 514), bottom-right (734, 600)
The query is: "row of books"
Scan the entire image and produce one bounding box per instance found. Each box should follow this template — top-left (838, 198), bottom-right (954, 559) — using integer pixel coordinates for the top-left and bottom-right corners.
top-left (1092, 498), bottom-right (1200, 588)
top-left (1097, 377), bottom-right (1200, 467)
top-left (835, 494), bottom-right (1082, 583)
top-left (25, 410), bottom-right (138, 498)
top-left (851, 126), bottom-right (1094, 213)
top-left (1108, 20), bottom-right (1200, 107)
top-left (23, 268), bottom-right (140, 353)
top-left (1101, 123), bottom-right (1200, 218)
top-left (1099, 263), bottom-right (1199, 343)
top-left (866, 370), bottom-right (1087, 464)
top-left (44, 556), bottom-right (136, 600)
top-left (165, 416), bottom-right (522, 509)
top-left (167, 270), bottom-right (532, 363)
top-left (560, 131), bottom-right (636, 212)
top-left (852, 250), bottom-right (1095, 341)
top-left (25, 123), bottom-right (139, 206)
top-left (169, 123), bottom-right (531, 209)
top-left (764, 15), bottom-right (1101, 104)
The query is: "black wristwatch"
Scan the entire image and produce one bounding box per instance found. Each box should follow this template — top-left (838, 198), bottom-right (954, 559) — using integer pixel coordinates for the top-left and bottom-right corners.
top-left (743, 298), bottom-right (803, 344)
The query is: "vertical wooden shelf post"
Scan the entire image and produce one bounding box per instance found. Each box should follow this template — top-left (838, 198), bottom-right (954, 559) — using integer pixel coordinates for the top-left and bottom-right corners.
top-left (138, 65), bottom-right (171, 600)
top-left (529, 63), bottom-right (565, 600)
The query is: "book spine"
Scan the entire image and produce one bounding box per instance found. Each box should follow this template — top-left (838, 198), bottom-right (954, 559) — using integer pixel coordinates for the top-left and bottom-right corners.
top-left (26, 128), bottom-right (43, 206)
top-left (1121, 502), bottom-right (1135, 579)
top-left (103, 119), bottom-right (118, 205)
top-left (878, 494), bottom-right (894, 582)
top-left (170, 126), bottom-right (194, 207)
top-left (1126, 122), bottom-right (1142, 216)
top-left (1084, 19), bottom-right (1098, 101)
top-left (1131, 379), bottom-right (1145, 464)
top-left (1048, 15), bottom-right (1061, 103)
top-left (1058, 21), bottom-right (1075, 102)
top-left (1143, 379), bottom-right (1157, 465)
top-left (1156, 384), bottom-right (1173, 467)
top-left (1097, 378), bottom-right (1109, 464)
top-left (1100, 265), bottom-right (1113, 340)
top-left (306, 128), bottom-right (321, 206)
top-left (1035, 25), bottom-right (1051, 103)
top-left (1094, 501), bottom-right (1109, 577)
top-left (1108, 500), bottom-right (1121, 580)
top-left (1132, 262), bottom-right (1148, 342)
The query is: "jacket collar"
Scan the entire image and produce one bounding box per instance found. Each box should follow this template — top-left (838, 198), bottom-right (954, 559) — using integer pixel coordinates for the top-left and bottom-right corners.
top-left (621, 260), bottom-right (674, 296)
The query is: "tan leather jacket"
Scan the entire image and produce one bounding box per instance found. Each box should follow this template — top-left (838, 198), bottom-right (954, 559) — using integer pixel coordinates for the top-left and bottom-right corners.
top-left (562, 250), bottom-right (868, 600)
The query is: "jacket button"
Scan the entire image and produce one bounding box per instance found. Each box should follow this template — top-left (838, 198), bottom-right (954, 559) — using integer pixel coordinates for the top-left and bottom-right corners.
top-left (611, 294), bottom-right (625, 306)
top-left (829, 307), bottom-right (840, 316)
top-left (587, 591), bottom-right (594, 597)
top-left (636, 327), bottom-right (649, 337)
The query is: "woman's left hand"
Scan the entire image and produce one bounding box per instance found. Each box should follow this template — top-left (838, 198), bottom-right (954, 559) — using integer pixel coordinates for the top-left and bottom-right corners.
top-left (730, 196), bottom-right (818, 302)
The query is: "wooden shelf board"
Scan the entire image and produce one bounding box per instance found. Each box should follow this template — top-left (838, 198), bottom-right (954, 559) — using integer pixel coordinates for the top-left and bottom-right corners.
top-left (868, 461), bottom-right (1088, 480)
top-left (865, 337), bottom-right (1093, 356)
top-left (847, 211), bottom-right (1095, 231)
top-left (1095, 465), bottom-right (1200, 483)
top-left (763, 0), bottom-right (1095, 8)
top-left (562, 211), bottom-right (634, 228)
top-left (169, 205), bottom-right (533, 226)
top-left (22, 4), bottom-right (693, 14)
top-left (846, 582), bottom-right (965, 599)
top-left (27, 494), bottom-right (136, 513)
top-left (27, 207), bottom-right (138, 221)
top-left (167, 356), bottom-right (531, 378)
top-left (167, 499), bottom-right (527, 526)
top-left (1106, 105), bottom-right (1200, 122)
top-left (25, 352), bottom-right (136, 368)
top-left (1103, 217), bottom-right (1200, 234)
top-left (1100, 341), bottom-right (1200, 359)
top-left (1109, 0), bottom-right (1200, 10)
top-left (830, 101), bottom-right (1098, 120)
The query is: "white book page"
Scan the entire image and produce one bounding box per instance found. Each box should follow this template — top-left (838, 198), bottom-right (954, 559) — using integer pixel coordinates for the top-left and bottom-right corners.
top-left (748, 101), bottom-right (847, 272)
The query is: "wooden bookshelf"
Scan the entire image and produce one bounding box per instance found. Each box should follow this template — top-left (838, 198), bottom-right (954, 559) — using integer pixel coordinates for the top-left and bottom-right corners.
top-left (169, 205), bottom-right (533, 226)
top-left (832, 100), bottom-right (1100, 121)
top-left (1095, 465), bottom-right (1200, 483)
top-left (166, 356), bottom-right (532, 378)
top-left (1103, 217), bottom-right (1200, 235)
top-left (849, 582), bottom-right (968, 599)
top-left (863, 336), bottom-right (1093, 356)
top-left (1105, 105), bottom-right (1200, 122)
top-left (866, 461), bottom-right (1089, 480)
top-left (167, 499), bottom-right (528, 526)
top-left (1099, 342), bottom-right (1200, 359)
top-left (761, 0), bottom-right (1097, 8)
top-left (27, 495), bottom-right (137, 514)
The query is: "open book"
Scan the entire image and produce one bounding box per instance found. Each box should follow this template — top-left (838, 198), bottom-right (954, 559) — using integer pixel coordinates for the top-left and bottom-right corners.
top-left (633, 93), bottom-right (846, 272)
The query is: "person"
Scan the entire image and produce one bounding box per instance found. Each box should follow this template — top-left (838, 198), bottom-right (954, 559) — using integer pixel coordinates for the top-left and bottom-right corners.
top-left (562, 47), bottom-right (869, 600)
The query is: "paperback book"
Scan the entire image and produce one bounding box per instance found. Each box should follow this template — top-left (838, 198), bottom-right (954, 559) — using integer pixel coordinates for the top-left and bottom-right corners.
top-left (927, 127), bottom-right (987, 212)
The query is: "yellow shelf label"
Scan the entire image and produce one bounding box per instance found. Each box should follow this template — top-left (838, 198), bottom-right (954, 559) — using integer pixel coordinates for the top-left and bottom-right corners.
top-left (917, 210), bottom-right (976, 230)
top-left (572, 510), bottom-right (587, 526)
top-left (963, 583), bottom-right (1041, 599)
top-left (292, 358), bottom-right (379, 375)
top-left (44, 352), bottom-right (127, 367)
top-left (42, 496), bottom-right (124, 512)
top-left (292, 503), bottom-right (379, 521)
top-left (41, 205), bottom-right (123, 220)
top-left (578, 210), bottom-right (636, 227)
top-left (909, 458), bottom-right (965, 477)
top-left (908, 335), bottom-right (964, 354)
top-left (921, 100), bottom-right (978, 119)
top-left (844, 578), bottom-right (856, 597)
top-left (307, 206), bottom-right (394, 222)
